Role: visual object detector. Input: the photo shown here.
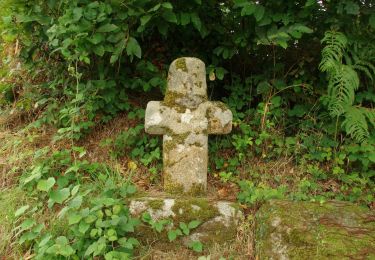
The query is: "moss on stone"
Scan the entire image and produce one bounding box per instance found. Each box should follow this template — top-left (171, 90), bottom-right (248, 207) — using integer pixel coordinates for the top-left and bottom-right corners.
top-left (171, 198), bottom-right (219, 224)
top-left (196, 221), bottom-right (237, 246)
top-left (187, 183), bottom-right (206, 196)
top-left (255, 200), bottom-right (375, 259)
top-left (175, 58), bottom-right (188, 72)
top-left (148, 199), bottom-right (164, 210)
top-left (164, 173), bottom-right (185, 194)
top-left (163, 90), bottom-right (186, 108)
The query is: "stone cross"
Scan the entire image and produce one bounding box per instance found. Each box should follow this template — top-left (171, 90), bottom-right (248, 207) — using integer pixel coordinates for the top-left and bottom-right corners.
top-left (145, 57), bottom-right (232, 194)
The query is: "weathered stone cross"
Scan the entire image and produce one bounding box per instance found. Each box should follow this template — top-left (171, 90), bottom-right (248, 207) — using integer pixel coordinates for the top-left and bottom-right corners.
top-left (145, 57), bottom-right (232, 194)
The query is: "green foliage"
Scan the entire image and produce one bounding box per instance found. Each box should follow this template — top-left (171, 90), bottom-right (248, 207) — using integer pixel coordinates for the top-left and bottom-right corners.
top-left (319, 30), bottom-right (375, 142)
top-left (2, 0), bottom-right (375, 256)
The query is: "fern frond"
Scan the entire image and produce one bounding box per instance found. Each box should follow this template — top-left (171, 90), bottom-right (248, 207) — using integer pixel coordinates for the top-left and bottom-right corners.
top-left (352, 60), bottom-right (375, 82)
top-left (327, 64), bottom-right (359, 116)
top-left (362, 107), bottom-right (375, 128)
top-left (319, 31), bottom-right (348, 72)
top-left (342, 107), bottom-right (369, 142)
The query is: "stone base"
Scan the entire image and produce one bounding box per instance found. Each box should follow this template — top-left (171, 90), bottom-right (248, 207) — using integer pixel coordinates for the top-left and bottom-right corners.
top-left (255, 200), bottom-right (375, 259)
top-left (129, 195), bottom-right (242, 246)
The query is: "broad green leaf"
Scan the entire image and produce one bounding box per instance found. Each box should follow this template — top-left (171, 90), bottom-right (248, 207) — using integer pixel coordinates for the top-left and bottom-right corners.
top-left (71, 185), bottom-right (80, 196)
top-left (19, 231), bottom-right (38, 244)
top-left (369, 14), bottom-right (375, 29)
top-left (168, 230), bottom-right (177, 241)
top-left (162, 2), bottom-right (173, 9)
top-left (277, 39), bottom-right (288, 49)
top-left (162, 10), bottom-right (177, 23)
top-left (345, 1), bottom-right (359, 15)
top-left (20, 218), bottom-right (36, 231)
top-left (68, 213), bottom-right (82, 225)
top-left (140, 15), bottom-right (152, 26)
top-left (79, 221), bottom-right (90, 234)
top-left (88, 33), bottom-right (104, 44)
top-left (24, 165), bottom-right (43, 184)
top-left (93, 45), bottom-right (105, 56)
top-left (15, 205), bottom-right (30, 217)
top-left (291, 24), bottom-right (313, 34)
top-left (37, 177), bottom-right (55, 192)
top-left (126, 37), bottom-right (141, 59)
top-left (73, 7), bottom-right (83, 21)
top-left (216, 67), bottom-right (227, 80)
top-left (148, 3), bottom-right (161, 12)
top-left (56, 236), bottom-right (68, 244)
top-left (179, 222), bottom-right (189, 235)
top-left (49, 188), bottom-right (70, 204)
top-left (97, 24), bottom-right (118, 33)
top-left (39, 234), bottom-right (52, 247)
top-left (241, 4), bottom-right (255, 16)
top-left (254, 5), bottom-right (265, 22)
top-left (126, 184), bottom-right (137, 194)
top-left (180, 12), bottom-right (190, 26)
top-left (305, 0), bottom-right (315, 7)
top-left (189, 241), bottom-right (203, 252)
top-left (168, 229), bottom-right (182, 241)
top-left (110, 54), bottom-right (119, 64)
top-left (195, 0), bottom-right (202, 4)
top-left (190, 12), bottom-right (201, 31)
top-left (188, 220), bottom-right (201, 229)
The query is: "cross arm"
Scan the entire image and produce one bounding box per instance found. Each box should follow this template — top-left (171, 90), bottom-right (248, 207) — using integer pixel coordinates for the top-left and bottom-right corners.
top-left (145, 101), bottom-right (168, 135)
top-left (206, 101), bottom-right (233, 135)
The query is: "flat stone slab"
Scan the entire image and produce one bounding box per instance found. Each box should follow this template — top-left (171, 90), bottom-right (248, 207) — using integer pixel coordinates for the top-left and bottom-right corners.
top-left (255, 200), bottom-right (375, 259)
top-left (129, 196), bottom-right (242, 246)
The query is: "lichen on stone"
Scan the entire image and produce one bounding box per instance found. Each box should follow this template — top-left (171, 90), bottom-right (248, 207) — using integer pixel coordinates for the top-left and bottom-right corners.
top-left (175, 58), bottom-right (188, 72)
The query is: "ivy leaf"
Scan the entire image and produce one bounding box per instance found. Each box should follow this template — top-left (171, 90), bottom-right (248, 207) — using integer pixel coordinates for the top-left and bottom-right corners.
top-left (162, 10), bottom-right (177, 23)
top-left (15, 205), bottom-right (30, 217)
top-left (49, 188), bottom-right (70, 204)
top-left (37, 177), bottom-right (55, 192)
top-left (126, 37), bottom-right (141, 59)
top-left (216, 67), bottom-right (227, 80)
top-left (254, 5), bottom-right (265, 22)
top-left (97, 23), bottom-right (118, 33)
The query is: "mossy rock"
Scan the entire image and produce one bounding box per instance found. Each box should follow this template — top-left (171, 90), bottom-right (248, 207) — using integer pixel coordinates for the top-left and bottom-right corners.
top-left (255, 200), bottom-right (375, 260)
top-left (129, 196), bottom-right (242, 248)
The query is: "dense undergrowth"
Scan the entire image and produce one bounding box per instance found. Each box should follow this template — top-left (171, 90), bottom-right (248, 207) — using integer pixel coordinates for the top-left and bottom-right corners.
top-left (0, 0), bottom-right (374, 259)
